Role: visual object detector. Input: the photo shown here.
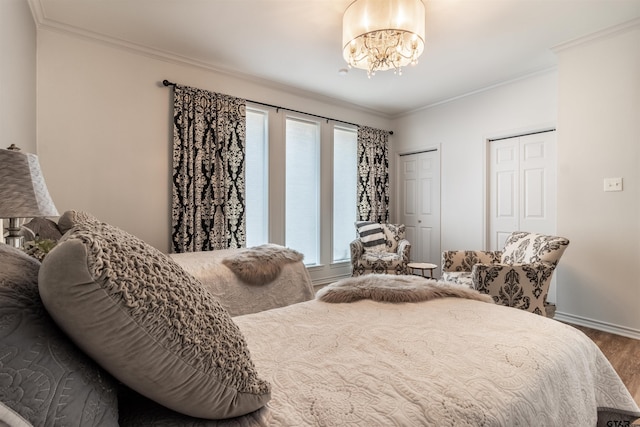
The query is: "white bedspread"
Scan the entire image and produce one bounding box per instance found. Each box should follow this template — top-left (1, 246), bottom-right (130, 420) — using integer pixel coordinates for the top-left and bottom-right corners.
top-left (119, 296), bottom-right (639, 426)
top-left (232, 297), bottom-right (640, 426)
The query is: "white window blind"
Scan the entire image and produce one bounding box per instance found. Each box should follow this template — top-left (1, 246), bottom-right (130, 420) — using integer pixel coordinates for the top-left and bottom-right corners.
top-left (245, 108), bottom-right (269, 247)
top-left (285, 117), bottom-right (320, 265)
top-left (332, 127), bottom-right (357, 262)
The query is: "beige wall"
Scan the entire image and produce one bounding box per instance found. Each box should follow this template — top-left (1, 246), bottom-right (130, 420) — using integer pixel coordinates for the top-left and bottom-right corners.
top-left (391, 21), bottom-right (640, 338)
top-left (555, 22), bottom-right (640, 336)
top-left (1, 0), bottom-right (36, 154)
top-left (391, 71), bottom-right (558, 251)
top-left (36, 29), bottom-right (392, 253)
top-left (1, 0), bottom-right (36, 236)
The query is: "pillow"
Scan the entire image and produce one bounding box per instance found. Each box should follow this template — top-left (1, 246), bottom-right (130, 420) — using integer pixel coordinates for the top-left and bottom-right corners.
top-left (501, 232), bottom-right (570, 265)
top-left (20, 217), bottom-right (63, 242)
top-left (117, 386), bottom-right (272, 427)
top-left (355, 221), bottom-right (386, 252)
top-left (38, 211), bottom-right (271, 420)
top-left (0, 243), bottom-right (118, 426)
top-left (56, 210), bottom-right (97, 234)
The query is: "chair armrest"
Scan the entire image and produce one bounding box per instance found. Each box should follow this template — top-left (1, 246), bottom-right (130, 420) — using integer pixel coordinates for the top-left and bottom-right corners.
top-left (442, 250), bottom-right (502, 272)
top-left (471, 262), bottom-right (557, 315)
top-left (472, 261), bottom-right (556, 278)
top-left (396, 239), bottom-right (411, 262)
top-left (350, 239), bottom-right (364, 266)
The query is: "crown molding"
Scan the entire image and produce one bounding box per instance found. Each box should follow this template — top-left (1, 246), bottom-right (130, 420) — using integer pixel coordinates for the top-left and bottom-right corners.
top-left (552, 17), bottom-right (640, 53)
top-left (393, 66), bottom-right (558, 119)
top-left (26, 0), bottom-right (392, 120)
top-left (395, 17), bottom-right (640, 119)
top-left (28, 0), bottom-right (637, 121)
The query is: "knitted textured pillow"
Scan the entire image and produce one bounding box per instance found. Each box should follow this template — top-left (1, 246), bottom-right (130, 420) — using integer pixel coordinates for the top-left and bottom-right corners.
top-left (0, 243), bottom-right (118, 426)
top-left (38, 211), bottom-right (271, 419)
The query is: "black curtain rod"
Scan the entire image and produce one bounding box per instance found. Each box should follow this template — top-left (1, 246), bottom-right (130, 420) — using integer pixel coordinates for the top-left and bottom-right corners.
top-left (162, 80), bottom-right (393, 135)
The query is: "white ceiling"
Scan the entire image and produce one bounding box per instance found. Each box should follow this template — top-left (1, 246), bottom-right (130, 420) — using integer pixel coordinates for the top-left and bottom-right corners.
top-left (30, 0), bottom-right (640, 116)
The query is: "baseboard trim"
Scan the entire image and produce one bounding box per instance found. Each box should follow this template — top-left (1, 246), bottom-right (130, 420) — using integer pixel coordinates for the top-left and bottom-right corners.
top-left (312, 274), bottom-right (349, 290)
top-left (554, 311), bottom-right (640, 340)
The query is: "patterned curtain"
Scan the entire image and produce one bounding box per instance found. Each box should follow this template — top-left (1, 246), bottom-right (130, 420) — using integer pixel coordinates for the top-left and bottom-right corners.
top-left (357, 126), bottom-right (389, 223)
top-left (171, 85), bottom-right (246, 253)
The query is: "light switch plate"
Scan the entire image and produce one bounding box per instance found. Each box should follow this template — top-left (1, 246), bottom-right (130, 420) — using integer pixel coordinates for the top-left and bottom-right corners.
top-left (604, 177), bottom-right (623, 192)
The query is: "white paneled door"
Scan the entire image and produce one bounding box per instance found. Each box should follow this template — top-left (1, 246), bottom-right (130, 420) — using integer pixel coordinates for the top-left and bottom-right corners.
top-left (488, 131), bottom-right (557, 299)
top-left (398, 150), bottom-right (441, 271)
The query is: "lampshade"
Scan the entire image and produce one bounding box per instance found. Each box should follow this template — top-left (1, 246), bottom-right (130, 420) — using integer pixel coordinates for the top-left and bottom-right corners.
top-left (0, 147), bottom-right (58, 219)
top-left (343, 0), bottom-right (426, 77)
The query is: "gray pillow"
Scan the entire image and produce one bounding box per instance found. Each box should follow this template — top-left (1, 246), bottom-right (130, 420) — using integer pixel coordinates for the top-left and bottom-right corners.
top-left (117, 386), bottom-right (272, 427)
top-left (0, 243), bottom-right (118, 426)
top-left (20, 217), bottom-right (63, 242)
top-left (38, 211), bottom-right (271, 420)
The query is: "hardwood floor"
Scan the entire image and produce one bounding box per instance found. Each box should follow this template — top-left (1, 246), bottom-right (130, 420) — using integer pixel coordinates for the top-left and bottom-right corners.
top-left (570, 324), bottom-right (640, 409)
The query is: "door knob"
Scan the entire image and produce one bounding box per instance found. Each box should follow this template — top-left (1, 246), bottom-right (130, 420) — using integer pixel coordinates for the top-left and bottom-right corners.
top-left (418, 220), bottom-right (422, 223)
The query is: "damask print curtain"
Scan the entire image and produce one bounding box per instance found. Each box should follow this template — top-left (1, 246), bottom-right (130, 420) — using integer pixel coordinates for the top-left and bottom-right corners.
top-left (357, 126), bottom-right (389, 223)
top-left (171, 84), bottom-right (246, 253)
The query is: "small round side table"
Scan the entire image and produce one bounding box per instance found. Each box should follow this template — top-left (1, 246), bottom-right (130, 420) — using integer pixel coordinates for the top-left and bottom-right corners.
top-left (408, 262), bottom-right (438, 279)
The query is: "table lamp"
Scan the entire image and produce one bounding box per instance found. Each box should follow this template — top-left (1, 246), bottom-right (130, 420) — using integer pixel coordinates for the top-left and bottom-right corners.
top-left (0, 144), bottom-right (59, 248)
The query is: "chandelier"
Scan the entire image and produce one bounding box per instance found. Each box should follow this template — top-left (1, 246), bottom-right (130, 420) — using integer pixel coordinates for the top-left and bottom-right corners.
top-left (342, 0), bottom-right (426, 78)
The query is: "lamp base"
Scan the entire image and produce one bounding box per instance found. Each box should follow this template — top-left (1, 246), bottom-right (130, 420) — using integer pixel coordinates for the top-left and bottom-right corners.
top-left (4, 217), bottom-right (24, 249)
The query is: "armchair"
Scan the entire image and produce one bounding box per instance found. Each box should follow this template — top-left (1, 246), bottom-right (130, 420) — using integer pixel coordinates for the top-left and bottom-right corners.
top-left (350, 222), bottom-right (411, 276)
top-left (441, 231), bottom-right (569, 316)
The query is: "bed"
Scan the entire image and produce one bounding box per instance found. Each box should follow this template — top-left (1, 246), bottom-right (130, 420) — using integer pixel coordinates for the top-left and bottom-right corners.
top-left (170, 246), bottom-right (314, 317)
top-left (19, 211), bottom-right (638, 427)
top-left (122, 253), bottom-right (640, 426)
top-left (7, 211), bottom-right (640, 427)
top-left (236, 297), bottom-right (639, 426)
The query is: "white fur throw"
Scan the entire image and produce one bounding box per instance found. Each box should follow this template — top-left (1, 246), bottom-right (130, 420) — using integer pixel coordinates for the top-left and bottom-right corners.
top-left (222, 244), bottom-right (304, 285)
top-left (316, 274), bottom-right (495, 304)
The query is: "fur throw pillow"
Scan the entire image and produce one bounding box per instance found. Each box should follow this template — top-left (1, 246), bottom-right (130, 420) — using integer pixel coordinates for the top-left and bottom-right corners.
top-left (222, 244), bottom-right (304, 285)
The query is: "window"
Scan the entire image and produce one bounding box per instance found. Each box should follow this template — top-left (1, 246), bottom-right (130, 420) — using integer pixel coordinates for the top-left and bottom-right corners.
top-left (285, 117), bottom-right (320, 265)
top-left (245, 108), bottom-right (268, 247)
top-left (244, 106), bottom-right (361, 281)
top-left (332, 127), bottom-right (357, 262)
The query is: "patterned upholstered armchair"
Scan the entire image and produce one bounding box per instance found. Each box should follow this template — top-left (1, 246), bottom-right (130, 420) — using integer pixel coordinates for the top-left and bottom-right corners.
top-left (441, 231), bottom-right (569, 316)
top-left (350, 222), bottom-right (411, 276)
